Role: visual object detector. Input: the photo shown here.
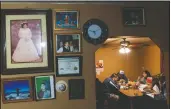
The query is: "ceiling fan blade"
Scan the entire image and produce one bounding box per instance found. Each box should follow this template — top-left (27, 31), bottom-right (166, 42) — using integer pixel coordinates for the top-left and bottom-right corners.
top-left (103, 37), bottom-right (122, 45)
top-left (129, 43), bottom-right (150, 48)
top-left (112, 47), bottom-right (120, 50)
top-left (102, 45), bottom-right (120, 49)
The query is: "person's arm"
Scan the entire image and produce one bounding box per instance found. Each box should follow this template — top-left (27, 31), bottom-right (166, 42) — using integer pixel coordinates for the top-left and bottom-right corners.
top-left (153, 85), bottom-right (160, 94)
top-left (38, 91), bottom-right (43, 99)
top-left (123, 75), bottom-right (128, 83)
top-left (103, 84), bottom-right (111, 99)
top-left (27, 29), bottom-right (32, 39)
top-left (109, 81), bottom-right (120, 90)
top-left (139, 77), bottom-right (146, 84)
top-left (18, 29), bottom-right (22, 38)
top-left (47, 90), bottom-right (51, 97)
top-left (57, 47), bottom-right (63, 53)
top-left (70, 46), bottom-right (73, 52)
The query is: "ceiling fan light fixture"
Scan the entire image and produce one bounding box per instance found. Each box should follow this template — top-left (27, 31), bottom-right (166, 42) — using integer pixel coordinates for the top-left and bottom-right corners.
top-left (119, 47), bottom-right (131, 54)
top-left (125, 47), bottom-right (131, 53)
top-left (120, 41), bottom-right (130, 47)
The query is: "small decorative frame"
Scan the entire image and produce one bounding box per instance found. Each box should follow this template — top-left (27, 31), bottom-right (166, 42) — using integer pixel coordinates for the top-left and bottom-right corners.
top-left (56, 80), bottom-right (68, 93)
top-left (55, 33), bottom-right (82, 54)
top-left (34, 75), bottom-right (56, 101)
top-left (69, 79), bottom-right (85, 100)
top-left (122, 7), bottom-right (146, 26)
top-left (1, 9), bottom-right (54, 75)
top-left (56, 56), bottom-right (83, 77)
top-left (54, 9), bottom-right (80, 30)
top-left (2, 77), bottom-right (33, 104)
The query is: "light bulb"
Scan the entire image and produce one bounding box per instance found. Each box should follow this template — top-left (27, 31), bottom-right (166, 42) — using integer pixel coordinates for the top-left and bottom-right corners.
top-left (125, 48), bottom-right (130, 53)
top-left (119, 48), bottom-right (125, 53)
top-left (119, 47), bottom-right (131, 54)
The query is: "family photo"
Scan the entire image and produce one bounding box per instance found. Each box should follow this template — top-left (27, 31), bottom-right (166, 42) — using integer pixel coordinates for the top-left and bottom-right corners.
top-left (10, 19), bottom-right (43, 63)
top-left (35, 75), bottom-right (55, 100)
top-left (55, 10), bottom-right (79, 29)
top-left (2, 78), bottom-right (32, 103)
top-left (56, 34), bottom-right (81, 53)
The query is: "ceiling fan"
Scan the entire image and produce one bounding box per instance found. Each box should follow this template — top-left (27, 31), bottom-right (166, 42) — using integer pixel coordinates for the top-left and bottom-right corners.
top-left (102, 38), bottom-right (150, 50)
top-left (120, 38), bottom-right (130, 47)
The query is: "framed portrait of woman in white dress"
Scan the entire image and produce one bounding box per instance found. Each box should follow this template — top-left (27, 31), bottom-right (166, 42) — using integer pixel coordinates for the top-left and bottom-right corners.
top-left (1, 9), bottom-right (54, 74)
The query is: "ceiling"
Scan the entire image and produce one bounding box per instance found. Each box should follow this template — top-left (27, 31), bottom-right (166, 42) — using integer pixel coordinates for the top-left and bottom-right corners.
top-left (103, 37), bottom-right (155, 48)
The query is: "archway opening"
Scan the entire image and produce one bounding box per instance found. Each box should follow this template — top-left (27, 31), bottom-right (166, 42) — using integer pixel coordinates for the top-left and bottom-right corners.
top-left (96, 36), bottom-right (161, 81)
top-left (95, 36), bottom-right (168, 109)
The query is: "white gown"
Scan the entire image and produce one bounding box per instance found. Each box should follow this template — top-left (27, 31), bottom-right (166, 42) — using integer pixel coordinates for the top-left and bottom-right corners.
top-left (12, 28), bottom-right (40, 62)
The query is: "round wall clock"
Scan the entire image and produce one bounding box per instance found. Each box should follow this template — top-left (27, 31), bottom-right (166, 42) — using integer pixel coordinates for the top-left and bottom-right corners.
top-left (83, 19), bottom-right (109, 45)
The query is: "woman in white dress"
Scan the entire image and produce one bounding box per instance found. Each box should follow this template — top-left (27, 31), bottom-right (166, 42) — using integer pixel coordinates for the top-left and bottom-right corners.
top-left (12, 22), bottom-right (40, 62)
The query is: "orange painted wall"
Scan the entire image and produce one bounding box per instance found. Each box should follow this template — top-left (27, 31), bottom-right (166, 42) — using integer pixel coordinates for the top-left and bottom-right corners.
top-left (95, 47), bottom-right (143, 82)
top-left (95, 45), bottom-right (160, 82)
top-left (141, 45), bottom-right (161, 75)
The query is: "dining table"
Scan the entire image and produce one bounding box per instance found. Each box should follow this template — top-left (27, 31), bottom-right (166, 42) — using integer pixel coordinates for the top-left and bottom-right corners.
top-left (120, 86), bottom-right (143, 109)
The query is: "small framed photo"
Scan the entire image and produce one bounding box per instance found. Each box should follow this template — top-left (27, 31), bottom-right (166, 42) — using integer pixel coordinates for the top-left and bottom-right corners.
top-left (54, 10), bottom-right (80, 30)
top-left (122, 7), bottom-right (145, 26)
top-left (69, 79), bottom-right (85, 100)
top-left (34, 75), bottom-right (56, 101)
top-left (1, 9), bottom-right (54, 75)
top-left (56, 33), bottom-right (82, 54)
top-left (2, 77), bottom-right (33, 104)
top-left (56, 56), bottom-right (83, 77)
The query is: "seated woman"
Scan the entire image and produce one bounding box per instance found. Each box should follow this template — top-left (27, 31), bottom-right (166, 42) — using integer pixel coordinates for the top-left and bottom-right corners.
top-left (137, 70), bottom-right (152, 84)
top-left (147, 77), bottom-right (168, 109)
top-left (133, 77), bottom-right (168, 109)
top-left (144, 78), bottom-right (160, 95)
top-left (132, 78), bottom-right (158, 109)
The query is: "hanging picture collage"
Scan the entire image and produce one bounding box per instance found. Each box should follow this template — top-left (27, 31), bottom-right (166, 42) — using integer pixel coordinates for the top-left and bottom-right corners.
top-left (0, 9), bottom-right (84, 104)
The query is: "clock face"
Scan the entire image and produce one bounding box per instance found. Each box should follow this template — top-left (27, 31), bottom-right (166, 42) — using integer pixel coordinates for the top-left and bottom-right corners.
top-left (88, 24), bottom-right (102, 39)
top-left (83, 19), bottom-right (108, 45)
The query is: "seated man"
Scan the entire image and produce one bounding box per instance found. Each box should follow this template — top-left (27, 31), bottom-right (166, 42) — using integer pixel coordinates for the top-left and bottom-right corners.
top-left (103, 73), bottom-right (120, 93)
top-left (96, 78), bottom-right (105, 109)
top-left (117, 70), bottom-right (128, 83)
top-left (103, 73), bottom-right (120, 109)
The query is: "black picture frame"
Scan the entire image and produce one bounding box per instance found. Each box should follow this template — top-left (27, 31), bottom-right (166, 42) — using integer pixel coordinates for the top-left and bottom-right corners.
top-left (56, 56), bottom-right (83, 77)
top-left (34, 74), bottom-right (56, 101)
top-left (122, 7), bottom-right (146, 26)
top-left (1, 9), bottom-right (54, 75)
top-left (69, 79), bottom-right (85, 100)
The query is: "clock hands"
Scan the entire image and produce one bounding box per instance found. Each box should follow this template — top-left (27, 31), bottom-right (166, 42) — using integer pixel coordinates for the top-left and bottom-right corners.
top-left (95, 29), bottom-right (101, 32)
top-left (89, 28), bottom-right (101, 36)
top-left (89, 30), bottom-right (96, 35)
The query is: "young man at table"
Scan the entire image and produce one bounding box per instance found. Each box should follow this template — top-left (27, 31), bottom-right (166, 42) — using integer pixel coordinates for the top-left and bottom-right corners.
top-left (103, 73), bottom-right (120, 93)
top-left (103, 73), bottom-right (120, 109)
top-left (103, 73), bottom-right (131, 109)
